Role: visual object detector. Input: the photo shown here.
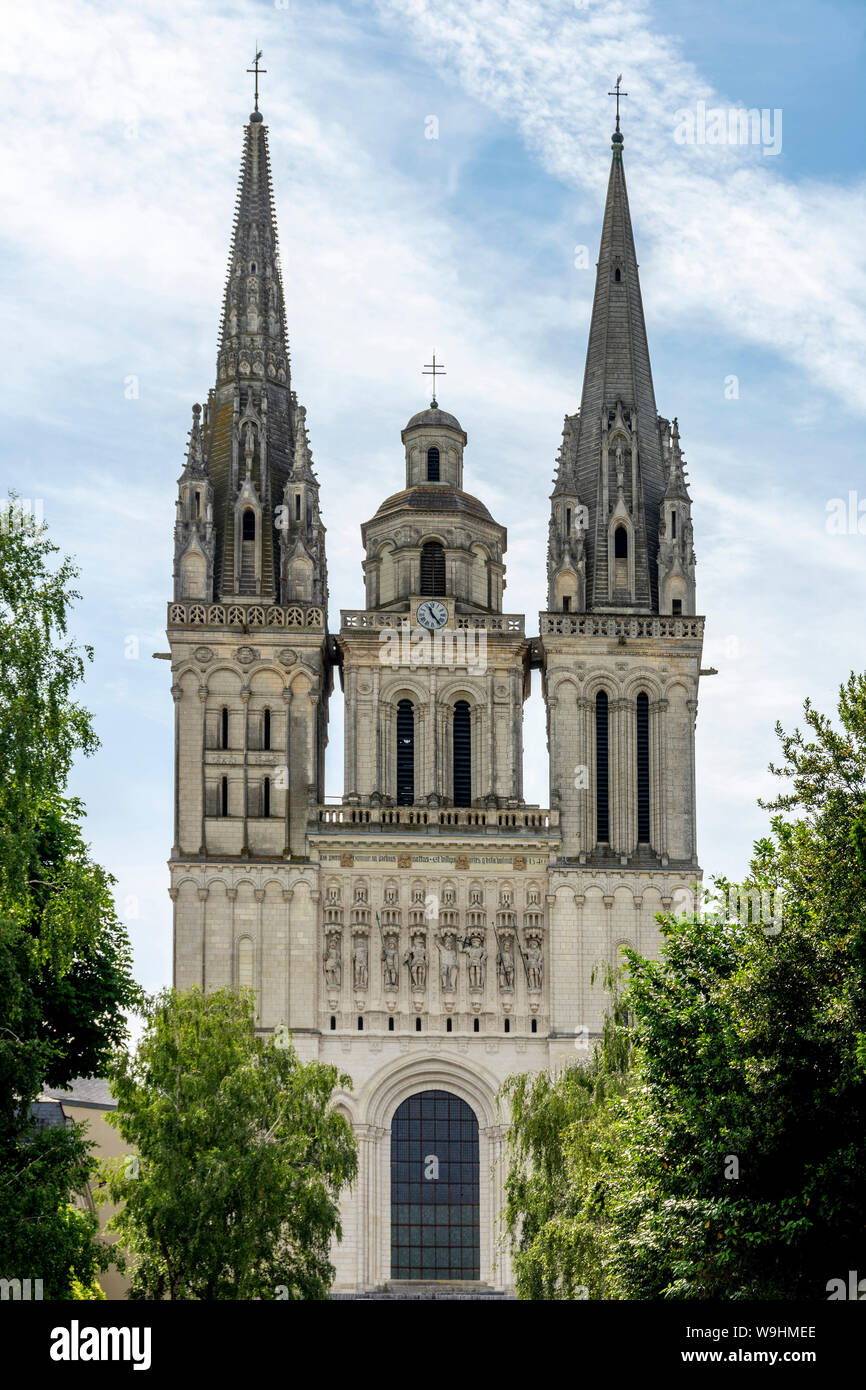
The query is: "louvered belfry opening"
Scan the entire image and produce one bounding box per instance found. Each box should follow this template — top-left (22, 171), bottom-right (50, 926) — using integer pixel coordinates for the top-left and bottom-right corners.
top-left (596, 690), bottom-right (609, 843)
top-left (420, 540), bottom-right (446, 596)
top-left (453, 700), bottom-right (471, 806)
top-left (426, 446), bottom-right (440, 481)
top-left (396, 699), bottom-right (415, 805)
top-left (240, 508), bottom-right (257, 594)
top-left (636, 691), bottom-right (650, 843)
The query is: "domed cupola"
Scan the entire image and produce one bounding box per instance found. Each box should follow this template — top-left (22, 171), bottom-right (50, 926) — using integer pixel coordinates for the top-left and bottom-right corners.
top-left (401, 401), bottom-right (467, 490)
top-left (360, 385), bottom-right (508, 616)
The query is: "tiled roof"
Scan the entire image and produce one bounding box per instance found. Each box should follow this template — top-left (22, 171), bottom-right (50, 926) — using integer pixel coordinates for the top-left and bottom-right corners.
top-left (41, 1077), bottom-right (116, 1109)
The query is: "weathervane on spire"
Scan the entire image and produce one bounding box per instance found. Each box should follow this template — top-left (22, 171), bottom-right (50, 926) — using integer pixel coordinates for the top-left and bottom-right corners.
top-left (422, 354), bottom-right (446, 408)
top-left (247, 48), bottom-right (267, 113)
top-left (608, 74), bottom-right (628, 133)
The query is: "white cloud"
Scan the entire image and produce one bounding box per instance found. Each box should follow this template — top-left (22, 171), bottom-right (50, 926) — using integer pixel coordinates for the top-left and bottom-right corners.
top-left (377, 0), bottom-right (866, 412)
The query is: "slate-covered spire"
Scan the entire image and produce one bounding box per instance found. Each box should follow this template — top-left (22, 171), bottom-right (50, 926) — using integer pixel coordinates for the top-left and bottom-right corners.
top-left (548, 118), bottom-right (673, 613)
top-left (216, 113), bottom-right (290, 389)
top-left (188, 88), bottom-right (327, 609)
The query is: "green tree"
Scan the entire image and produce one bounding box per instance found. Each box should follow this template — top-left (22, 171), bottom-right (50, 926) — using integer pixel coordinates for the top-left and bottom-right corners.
top-left (501, 972), bottom-right (630, 1300)
top-left (105, 987), bottom-right (358, 1300)
top-left (0, 497), bottom-right (140, 1296)
top-left (502, 673), bottom-right (866, 1300)
top-left (605, 674), bottom-right (866, 1299)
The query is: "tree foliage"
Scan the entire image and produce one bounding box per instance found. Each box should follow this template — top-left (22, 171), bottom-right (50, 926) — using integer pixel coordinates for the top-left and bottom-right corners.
top-left (0, 498), bottom-right (139, 1295)
top-left (501, 969), bottom-right (630, 1299)
top-left (502, 673), bottom-right (866, 1299)
top-left (105, 987), bottom-right (358, 1300)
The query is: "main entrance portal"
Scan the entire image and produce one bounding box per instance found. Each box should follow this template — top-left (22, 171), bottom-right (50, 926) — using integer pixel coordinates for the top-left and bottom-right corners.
top-left (390, 1089), bottom-right (480, 1280)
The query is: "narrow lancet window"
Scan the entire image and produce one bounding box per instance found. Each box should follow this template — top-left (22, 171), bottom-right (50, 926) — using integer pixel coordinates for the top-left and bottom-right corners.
top-left (596, 691), bottom-right (609, 843)
top-left (453, 700), bottom-right (471, 806)
top-left (396, 700), bottom-right (415, 805)
top-left (636, 692), bottom-right (650, 844)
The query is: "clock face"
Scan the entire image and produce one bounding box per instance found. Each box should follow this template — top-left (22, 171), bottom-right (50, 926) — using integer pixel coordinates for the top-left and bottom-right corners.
top-left (417, 600), bottom-right (448, 630)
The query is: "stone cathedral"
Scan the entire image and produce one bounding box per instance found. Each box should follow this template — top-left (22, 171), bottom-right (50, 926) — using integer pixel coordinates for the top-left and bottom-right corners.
top-left (166, 89), bottom-right (705, 1293)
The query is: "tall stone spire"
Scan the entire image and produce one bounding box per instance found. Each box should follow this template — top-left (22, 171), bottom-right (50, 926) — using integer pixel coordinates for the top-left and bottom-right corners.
top-left (190, 86), bottom-right (326, 608)
top-left (548, 117), bottom-right (674, 613)
top-left (216, 113), bottom-right (291, 389)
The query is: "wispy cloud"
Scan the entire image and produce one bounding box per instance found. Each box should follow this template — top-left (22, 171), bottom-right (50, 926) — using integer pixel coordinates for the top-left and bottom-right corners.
top-left (377, 0), bottom-right (866, 412)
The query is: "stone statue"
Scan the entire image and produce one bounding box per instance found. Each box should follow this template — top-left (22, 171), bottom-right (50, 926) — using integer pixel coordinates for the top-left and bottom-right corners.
top-left (353, 937), bottom-right (368, 990)
top-left (323, 936), bottom-right (341, 990)
top-left (404, 936), bottom-right (427, 990)
top-left (437, 932), bottom-right (458, 992)
top-left (383, 939), bottom-right (399, 990)
top-left (461, 933), bottom-right (487, 991)
top-left (524, 940), bottom-right (543, 991)
top-left (497, 936), bottom-right (515, 991)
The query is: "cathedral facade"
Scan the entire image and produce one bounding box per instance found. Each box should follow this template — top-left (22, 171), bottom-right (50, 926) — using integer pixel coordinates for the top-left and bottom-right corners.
top-left (167, 95), bottom-right (705, 1293)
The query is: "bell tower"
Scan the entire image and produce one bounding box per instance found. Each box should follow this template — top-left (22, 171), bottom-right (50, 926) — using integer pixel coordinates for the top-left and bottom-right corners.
top-left (168, 84), bottom-right (332, 1038)
top-left (540, 111), bottom-right (706, 1055)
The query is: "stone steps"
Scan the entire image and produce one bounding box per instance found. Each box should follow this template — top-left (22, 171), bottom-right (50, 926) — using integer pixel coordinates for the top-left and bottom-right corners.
top-left (332, 1281), bottom-right (513, 1300)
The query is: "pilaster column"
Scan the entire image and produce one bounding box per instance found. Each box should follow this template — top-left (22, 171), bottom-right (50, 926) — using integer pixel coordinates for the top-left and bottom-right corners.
top-left (651, 698), bottom-right (668, 860)
top-left (687, 697), bottom-right (698, 862)
top-left (227, 887), bottom-right (238, 983)
top-left (197, 884), bottom-right (209, 990)
top-left (254, 887), bottom-right (265, 1019)
top-left (171, 683), bottom-right (182, 857)
top-left (241, 686), bottom-right (251, 856)
top-left (472, 702), bottom-right (483, 803)
top-left (281, 688), bottom-right (292, 856)
top-left (198, 684), bottom-right (208, 856)
top-left (619, 695), bottom-right (636, 857)
top-left (345, 666), bottom-right (357, 796)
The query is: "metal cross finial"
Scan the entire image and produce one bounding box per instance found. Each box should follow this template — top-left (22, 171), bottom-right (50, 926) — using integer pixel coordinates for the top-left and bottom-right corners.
top-left (608, 74), bottom-right (628, 132)
top-left (247, 49), bottom-right (267, 112)
top-left (422, 354), bottom-right (446, 407)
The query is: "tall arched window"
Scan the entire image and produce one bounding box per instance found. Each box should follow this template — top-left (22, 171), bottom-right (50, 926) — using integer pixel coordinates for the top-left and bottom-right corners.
top-left (221, 707), bottom-right (229, 750)
top-left (263, 776), bottom-right (271, 818)
top-left (453, 700), bottom-right (471, 806)
top-left (263, 708), bottom-right (271, 751)
top-left (595, 691), bottom-right (609, 843)
top-left (420, 541), bottom-right (446, 596)
top-left (237, 937), bottom-right (254, 989)
top-left (613, 525), bottom-right (628, 591)
top-left (242, 509), bottom-right (256, 541)
top-left (426, 447), bottom-right (440, 481)
top-left (636, 692), bottom-right (650, 844)
top-left (396, 699), bottom-right (415, 805)
top-left (221, 775), bottom-right (229, 818)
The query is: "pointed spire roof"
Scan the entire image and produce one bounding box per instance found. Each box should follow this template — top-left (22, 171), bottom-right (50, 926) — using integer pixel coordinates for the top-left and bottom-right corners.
top-left (216, 109), bottom-right (291, 384)
top-left (178, 403), bottom-right (208, 480)
top-left (561, 120), bottom-right (668, 610)
top-left (663, 418), bottom-right (691, 502)
top-left (579, 128), bottom-right (658, 428)
top-left (290, 401), bottom-right (317, 481)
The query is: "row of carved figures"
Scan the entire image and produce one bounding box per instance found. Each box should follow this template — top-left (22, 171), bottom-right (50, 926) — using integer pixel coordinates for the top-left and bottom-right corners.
top-left (323, 924), bottom-right (543, 995)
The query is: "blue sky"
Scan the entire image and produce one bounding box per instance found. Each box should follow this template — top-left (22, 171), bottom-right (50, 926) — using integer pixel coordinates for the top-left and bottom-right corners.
top-left (2, 0), bottom-right (864, 1001)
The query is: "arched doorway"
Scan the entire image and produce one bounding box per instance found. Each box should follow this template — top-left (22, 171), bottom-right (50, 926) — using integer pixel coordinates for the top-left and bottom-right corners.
top-left (390, 1089), bottom-right (479, 1280)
